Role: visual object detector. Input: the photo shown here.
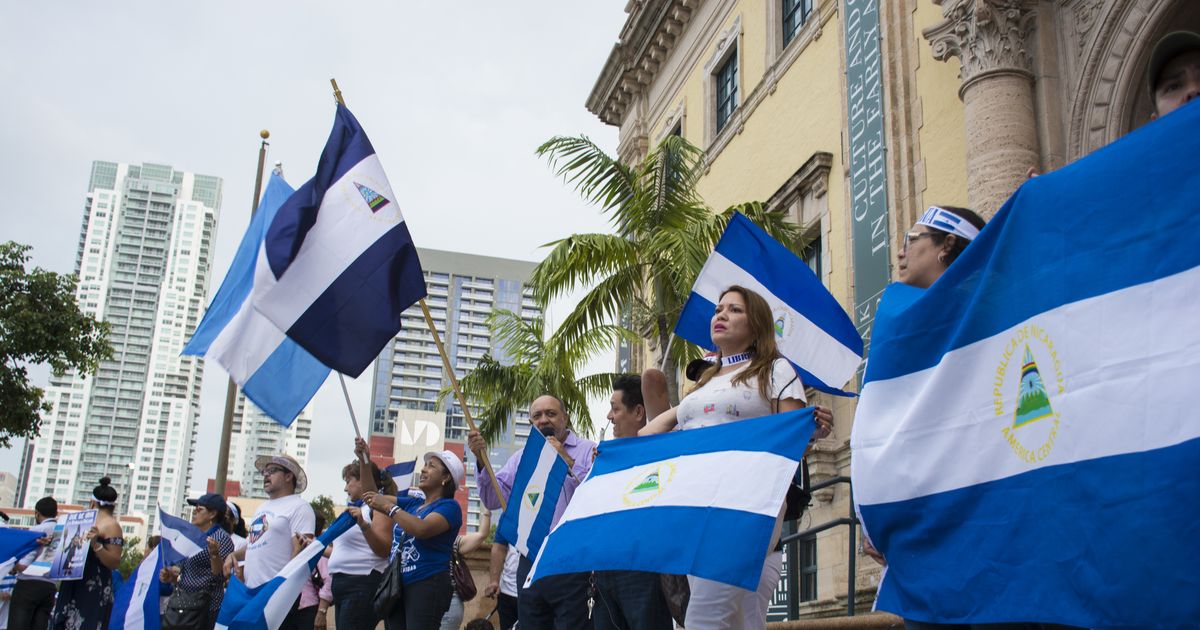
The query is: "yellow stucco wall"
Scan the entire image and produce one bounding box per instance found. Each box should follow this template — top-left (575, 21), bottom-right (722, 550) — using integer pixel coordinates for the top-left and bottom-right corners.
top-left (912, 2), bottom-right (969, 210)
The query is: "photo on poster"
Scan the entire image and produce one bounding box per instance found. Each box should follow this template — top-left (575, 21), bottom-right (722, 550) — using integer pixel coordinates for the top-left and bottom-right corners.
top-left (48, 510), bottom-right (97, 581)
top-left (20, 520), bottom-right (64, 578)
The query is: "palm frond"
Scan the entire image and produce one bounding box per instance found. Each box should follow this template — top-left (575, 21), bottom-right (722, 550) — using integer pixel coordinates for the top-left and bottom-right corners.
top-left (529, 233), bottom-right (640, 304)
top-left (536, 136), bottom-right (637, 215)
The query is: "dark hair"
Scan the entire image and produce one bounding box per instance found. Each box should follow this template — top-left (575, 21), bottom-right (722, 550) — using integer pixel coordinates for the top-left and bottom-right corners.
top-left (314, 514), bottom-right (326, 537)
top-left (464, 621), bottom-right (493, 630)
top-left (93, 477), bottom-right (118, 508)
top-left (146, 535), bottom-right (161, 551)
top-left (35, 496), bottom-right (58, 519)
top-left (341, 460), bottom-right (399, 495)
top-left (226, 502), bottom-right (247, 537)
top-left (612, 374), bottom-right (643, 410)
top-left (926, 205), bottom-right (986, 266)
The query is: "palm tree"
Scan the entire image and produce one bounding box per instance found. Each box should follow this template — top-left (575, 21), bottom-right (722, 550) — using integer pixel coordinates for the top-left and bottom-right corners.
top-left (531, 134), bottom-right (806, 404)
top-left (446, 309), bottom-right (629, 442)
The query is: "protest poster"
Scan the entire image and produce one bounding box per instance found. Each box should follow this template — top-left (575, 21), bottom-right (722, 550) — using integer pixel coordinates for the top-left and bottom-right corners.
top-left (48, 510), bottom-right (97, 581)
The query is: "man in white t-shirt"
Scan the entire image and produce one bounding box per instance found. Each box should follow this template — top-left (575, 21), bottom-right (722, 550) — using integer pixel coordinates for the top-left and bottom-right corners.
top-left (224, 453), bottom-right (315, 630)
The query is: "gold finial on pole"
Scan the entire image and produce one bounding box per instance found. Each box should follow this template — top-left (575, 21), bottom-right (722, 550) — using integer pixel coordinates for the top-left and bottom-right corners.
top-left (260, 129), bottom-right (270, 140)
top-left (330, 79), bottom-right (345, 106)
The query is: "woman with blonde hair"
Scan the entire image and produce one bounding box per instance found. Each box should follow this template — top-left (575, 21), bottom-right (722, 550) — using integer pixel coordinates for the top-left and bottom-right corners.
top-left (641, 285), bottom-right (833, 630)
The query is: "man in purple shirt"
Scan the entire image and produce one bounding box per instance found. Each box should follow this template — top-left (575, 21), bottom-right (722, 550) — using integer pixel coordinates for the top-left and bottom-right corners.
top-left (470, 394), bottom-right (596, 630)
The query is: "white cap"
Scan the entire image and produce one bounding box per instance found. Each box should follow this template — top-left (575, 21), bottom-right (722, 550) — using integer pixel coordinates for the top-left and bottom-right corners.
top-left (424, 450), bottom-right (465, 487)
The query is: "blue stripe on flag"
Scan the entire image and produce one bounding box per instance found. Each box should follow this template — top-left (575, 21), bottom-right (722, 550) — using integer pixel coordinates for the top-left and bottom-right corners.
top-left (0, 529), bottom-right (44, 570)
top-left (282, 220), bottom-right (425, 376)
top-left (861, 437), bottom-right (1200, 627)
top-left (536, 507), bottom-right (777, 592)
top-left (109, 544), bottom-right (163, 630)
top-left (265, 105), bottom-right (377, 279)
top-left (240, 339), bottom-right (330, 425)
top-left (865, 100), bottom-right (1200, 385)
top-left (385, 459), bottom-right (416, 480)
top-left (589, 408), bottom-right (814, 477)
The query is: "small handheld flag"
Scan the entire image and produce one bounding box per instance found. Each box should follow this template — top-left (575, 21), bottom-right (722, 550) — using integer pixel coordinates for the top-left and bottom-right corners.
top-left (253, 104), bottom-right (426, 377)
top-left (158, 507), bottom-right (209, 565)
top-left (675, 212), bottom-right (863, 395)
top-left (109, 544), bottom-right (165, 630)
top-left (384, 459), bottom-right (417, 488)
top-left (494, 429), bottom-right (570, 563)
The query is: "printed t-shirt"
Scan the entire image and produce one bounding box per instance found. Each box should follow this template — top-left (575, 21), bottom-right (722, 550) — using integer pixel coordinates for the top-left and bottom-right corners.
top-left (389, 496), bottom-right (462, 585)
top-left (244, 493), bottom-right (316, 588)
top-left (677, 358), bottom-right (806, 430)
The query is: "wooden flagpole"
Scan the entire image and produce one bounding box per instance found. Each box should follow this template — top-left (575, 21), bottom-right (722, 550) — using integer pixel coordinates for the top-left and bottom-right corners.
top-left (329, 79), bottom-right (507, 510)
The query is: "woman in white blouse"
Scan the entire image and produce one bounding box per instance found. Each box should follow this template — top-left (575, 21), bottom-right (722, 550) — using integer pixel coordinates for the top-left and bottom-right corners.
top-left (641, 284), bottom-right (833, 630)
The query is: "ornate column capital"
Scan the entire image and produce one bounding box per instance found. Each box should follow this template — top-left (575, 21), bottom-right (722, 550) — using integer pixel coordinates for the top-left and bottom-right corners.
top-left (923, 0), bottom-right (1039, 96)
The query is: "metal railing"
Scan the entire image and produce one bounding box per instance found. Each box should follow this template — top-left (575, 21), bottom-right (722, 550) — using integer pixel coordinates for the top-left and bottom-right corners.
top-left (778, 475), bottom-right (859, 618)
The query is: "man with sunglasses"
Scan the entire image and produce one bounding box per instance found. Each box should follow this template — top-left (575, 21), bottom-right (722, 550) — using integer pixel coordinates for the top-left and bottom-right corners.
top-left (223, 453), bottom-right (316, 630)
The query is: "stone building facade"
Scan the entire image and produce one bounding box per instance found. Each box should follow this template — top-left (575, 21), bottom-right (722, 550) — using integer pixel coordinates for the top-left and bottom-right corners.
top-left (587, 0), bottom-right (1197, 619)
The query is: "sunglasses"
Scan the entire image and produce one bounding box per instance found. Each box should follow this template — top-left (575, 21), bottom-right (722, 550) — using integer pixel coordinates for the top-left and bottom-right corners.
top-left (262, 466), bottom-right (288, 476)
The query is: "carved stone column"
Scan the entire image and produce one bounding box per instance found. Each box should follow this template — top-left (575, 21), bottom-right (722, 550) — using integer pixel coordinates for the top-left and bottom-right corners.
top-left (924, 0), bottom-right (1040, 216)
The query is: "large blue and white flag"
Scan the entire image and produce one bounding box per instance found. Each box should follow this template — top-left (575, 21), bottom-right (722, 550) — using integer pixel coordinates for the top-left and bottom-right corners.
top-left (851, 101), bottom-right (1200, 627)
top-left (109, 544), bottom-right (164, 630)
top-left (183, 172), bottom-right (329, 426)
top-left (252, 104), bottom-right (426, 377)
top-left (385, 458), bottom-right (417, 489)
top-left (0, 528), bottom-right (44, 576)
top-left (158, 507), bottom-right (208, 565)
top-left (676, 212), bottom-right (862, 395)
top-left (215, 511), bottom-right (355, 630)
top-left (494, 429), bottom-right (569, 562)
top-left (530, 409), bottom-right (815, 590)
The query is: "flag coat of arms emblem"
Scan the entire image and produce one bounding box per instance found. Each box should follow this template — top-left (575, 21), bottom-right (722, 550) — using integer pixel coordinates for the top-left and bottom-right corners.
top-left (850, 101), bottom-right (1200, 627)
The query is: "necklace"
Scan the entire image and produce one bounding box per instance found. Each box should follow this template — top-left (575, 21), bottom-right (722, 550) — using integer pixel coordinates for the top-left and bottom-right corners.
top-left (722, 352), bottom-right (753, 366)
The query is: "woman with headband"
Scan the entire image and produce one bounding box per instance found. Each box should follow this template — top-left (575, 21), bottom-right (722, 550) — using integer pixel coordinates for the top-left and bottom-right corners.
top-left (867, 205), bottom-right (1008, 630)
top-left (49, 477), bottom-right (125, 630)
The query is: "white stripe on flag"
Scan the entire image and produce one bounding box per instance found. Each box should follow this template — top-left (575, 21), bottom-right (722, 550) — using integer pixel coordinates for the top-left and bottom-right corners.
top-left (206, 244), bottom-right (286, 384)
top-left (255, 155), bottom-right (408, 331)
top-left (514, 441), bottom-right (560, 556)
top-left (694, 252), bottom-right (861, 385)
top-left (852, 264), bottom-right (1200, 506)
top-left (559, 450), bottom-right (795, 523)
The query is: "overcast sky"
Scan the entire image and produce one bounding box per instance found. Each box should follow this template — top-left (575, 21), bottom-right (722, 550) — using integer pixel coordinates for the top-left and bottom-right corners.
top-left (0, 2), bottom-right (628, 503)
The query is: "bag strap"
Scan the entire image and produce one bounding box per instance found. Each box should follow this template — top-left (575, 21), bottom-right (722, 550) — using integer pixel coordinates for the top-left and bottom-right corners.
top-left (773, 366), bottom-right (810, 492)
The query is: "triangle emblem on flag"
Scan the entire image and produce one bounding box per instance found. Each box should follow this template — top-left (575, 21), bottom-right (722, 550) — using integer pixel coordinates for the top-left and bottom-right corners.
top-left (526, 491), bottom-right (541, 508)
top-left (355, 182), bottom-right (391, 213)
top-left (1014, 345), bottom-right (1054, 428)
top-left (631, 472), bottom-right (660, 494)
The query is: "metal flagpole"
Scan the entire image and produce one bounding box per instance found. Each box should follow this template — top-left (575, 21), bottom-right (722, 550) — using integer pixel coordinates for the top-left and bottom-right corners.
top-left (659, 332), bottom-right (676, 371)
top-left (329, 78), bottom-right (507, 509)
top-left (214, 129), bottom-right (270, 494)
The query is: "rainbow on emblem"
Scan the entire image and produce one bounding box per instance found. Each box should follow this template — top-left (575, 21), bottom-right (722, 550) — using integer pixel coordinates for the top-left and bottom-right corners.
top-left (1013, 344), bottom-right (1054, 428)
top-left (354, 182), bottom-right (390, 213)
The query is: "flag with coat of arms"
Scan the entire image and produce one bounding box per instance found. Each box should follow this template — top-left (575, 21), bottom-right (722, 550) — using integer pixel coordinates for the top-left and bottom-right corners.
top-left (494, 428), bottom-right (570, 562)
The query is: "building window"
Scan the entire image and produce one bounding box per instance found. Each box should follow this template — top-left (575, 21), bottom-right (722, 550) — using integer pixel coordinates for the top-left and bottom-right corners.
top-left (715, 49), bottom-right (739, 132)
top-left (801, 234), bottom-right (822, 281)
top-left (798, 535), bottom-right (817, 601)
top-left (782, 0), bottom-right (813, 48)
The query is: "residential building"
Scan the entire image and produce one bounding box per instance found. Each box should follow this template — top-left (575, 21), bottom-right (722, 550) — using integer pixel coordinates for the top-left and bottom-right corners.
top-left (20, 161), bottom-right (221, 529)
top-left (225, 394), bottom-right (314, 500)
top-left (587, 0), bottom-right (1197, 619)
top-left (0, 472), bottom-right (16, 508)
top-left (367, 247), bottom-right (540, 533)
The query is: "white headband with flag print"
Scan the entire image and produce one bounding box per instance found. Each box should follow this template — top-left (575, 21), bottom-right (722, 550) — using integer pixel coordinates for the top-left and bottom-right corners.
top-left (916, 206), bottom-right (980, 242)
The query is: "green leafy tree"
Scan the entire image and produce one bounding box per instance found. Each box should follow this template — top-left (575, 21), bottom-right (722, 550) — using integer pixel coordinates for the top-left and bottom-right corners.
top-left (0, 242), bottom-right (111, 447)
top-left (118, 535), bottom-right (143, 579)
top-left (310, 495), bottom-right (337, 530)
top-left (532, 136), bottom-right (805, 403)
top-left (448, 310), bottom-right (628, 441)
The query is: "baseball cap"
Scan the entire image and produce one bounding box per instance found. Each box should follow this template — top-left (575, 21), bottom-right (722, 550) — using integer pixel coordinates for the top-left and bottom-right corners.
top-left (186, 493), bottom-right (228, 518)
top-left (1148, 31), bottom-right (1200, 94)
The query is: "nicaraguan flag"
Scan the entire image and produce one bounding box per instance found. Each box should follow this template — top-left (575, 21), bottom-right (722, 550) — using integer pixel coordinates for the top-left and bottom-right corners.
top-left (183, 172), bottom-right (329, 426)
top-left (0, 528), bottom-right (43, 576)
top-left (252, 104), bottom-right (426, 377)
top-left (158, 507), bottom-right (208, 565)
top-left (851, 101), bottom-right (1200, 627)
top-left (216, 512), bottom-right (355, 630)
top-left (676, 212), bottom-right (862, 395)
top-left (529, 409), bottom-right (814, 590)
top-left (494, 429), bottom-right (569, 562)
top-left (109, 544), bottom-right (164, 630)
top-left (385, 459), bottom-right (417, 488)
